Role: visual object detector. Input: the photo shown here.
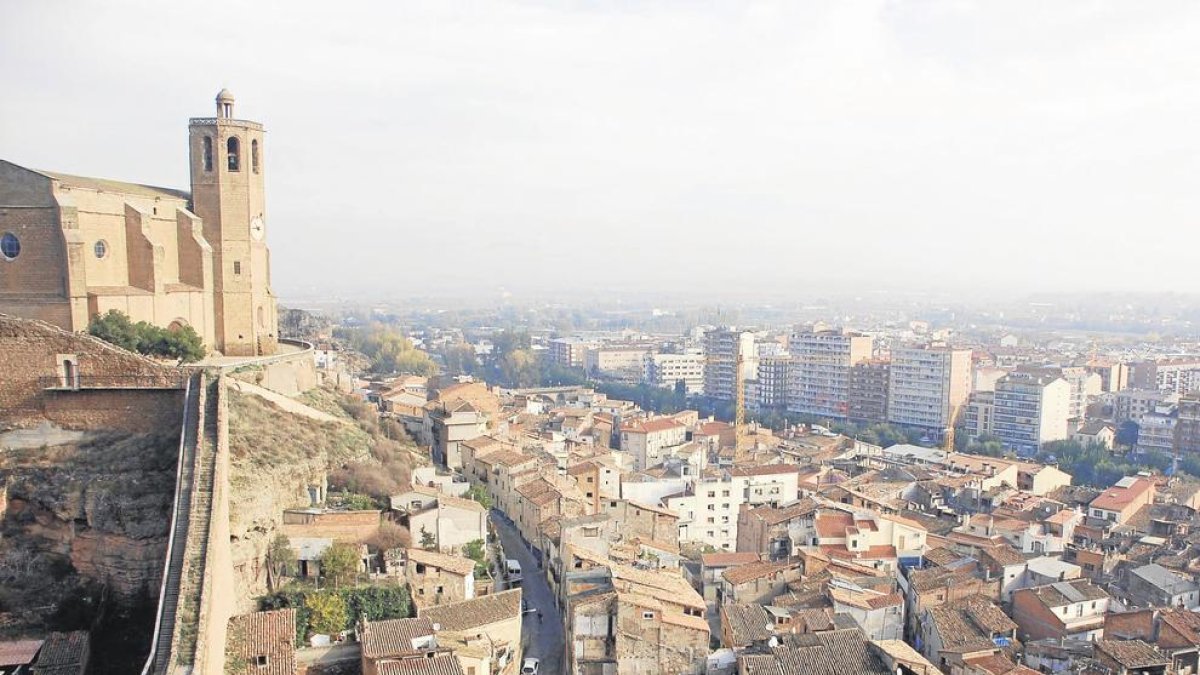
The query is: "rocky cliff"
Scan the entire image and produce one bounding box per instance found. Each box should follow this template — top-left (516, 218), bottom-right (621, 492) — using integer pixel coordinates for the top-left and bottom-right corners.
top-left (225, 386), bottom-right (382, 610)
top-left (0, 430), bottom-right (177, 631)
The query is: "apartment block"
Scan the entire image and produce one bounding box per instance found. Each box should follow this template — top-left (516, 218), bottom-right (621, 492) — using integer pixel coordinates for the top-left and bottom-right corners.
top-left (962, 391), bottom-right (995, 439)
top-left (787, 329), bottom-right (873, 419)
top-left (704, 328), bottom-right (756, 401)
top-left (586, 346), bottom-right (651, 380)
top-left (848, 358), bottom-right (890, 425)
top-left (992, 369), bottom-right (1071, 454)
top-left (887, 345), bottom-right (972, 436)
top-left (548, 337), bottom-right (595, 368)
top-left (1115, 389), bottom-right (1177, 424)
top-left (754, 354), bottom-right (791, 410)
top-left (646, 352), bottom-right (705, 394)
top-left (1131, 358), bottom-right (1200, 394)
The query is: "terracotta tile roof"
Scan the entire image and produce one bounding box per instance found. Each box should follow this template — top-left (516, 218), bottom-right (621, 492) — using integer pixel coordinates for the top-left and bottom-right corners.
top-left (377, 654), bottom-right (466, 675)
top-left (814, 511), bottom-right (855, 537)
top-left (739, 494), bottom-right (825, 526)
top-left (981, 545), bottom-right (1026, 568)
top-left (418, 588), bottom-right (522, 631)
top-left (1091, 477), bottom-right (1155, 511)
top-left (1095, 639), bottom-right (1169, 668)
top-left (1019, 579), bottom-right (1109, 608)
top-left (729, 464), bottom-right (801, 477)
top-left (435, 493), bottom-right (487, 513)
top-left (829, 588), bottom-right (902, 611)
top-left (361, 617), bottom-right (436, 659)
top-left (924, 546), bottom-right (968, 567)
top-left (623, 417), bottom-right (685, 434)
top-left (723, 560), bottom-right (793, 586)
top-left (701, 552), bottom-right (761, 568)
top-left (768, 628), bottom-right (891, 675)
top-left (660, 610), bottom-right (712, 633)
top-left (404, 548), bottom-right (478, 577)
top-left (226, 609), bottom-right (297, 674)
top-left (926, 596), bottom-right (1015, 653)
top-left (721, 602), bottom-right (774, 646)
top-left (0, 640), bottom-right (42, 666)
top-left (1160, 608), bottom-right (1200, 645)
top-left (963, 653), bottom-right (1024, 675)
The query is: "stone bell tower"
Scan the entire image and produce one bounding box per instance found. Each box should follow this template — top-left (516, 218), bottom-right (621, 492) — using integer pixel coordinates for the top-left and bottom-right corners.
top-left (188, 89), bottom-right (278, 356)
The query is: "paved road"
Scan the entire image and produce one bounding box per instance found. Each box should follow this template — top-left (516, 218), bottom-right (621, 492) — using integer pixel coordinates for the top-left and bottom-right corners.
top-left (492, 509), bottom-right (565, 674)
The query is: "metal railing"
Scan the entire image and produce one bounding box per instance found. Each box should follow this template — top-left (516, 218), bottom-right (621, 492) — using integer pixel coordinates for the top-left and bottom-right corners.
top-left (39, 374), bottom-right (190, 390)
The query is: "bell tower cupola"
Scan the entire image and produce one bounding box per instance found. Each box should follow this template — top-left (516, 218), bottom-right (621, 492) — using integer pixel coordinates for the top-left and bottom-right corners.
top-left (216, 88), bottom-right (235, 118)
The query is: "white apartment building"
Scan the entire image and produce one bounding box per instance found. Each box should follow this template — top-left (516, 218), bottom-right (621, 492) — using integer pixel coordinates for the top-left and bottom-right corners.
top-left (1059, 366), bottom-right (1103, 422)
top-left (1115, 388), bottom-right (1178, 424)
top-left (992, 370), bottom-right (1071, 454)
top-left (646, 352), bottom-right (706, 394)
top-left (704, 328), bottom-right (756, 401)
top-left (666, 477), bottom-right (745, 551)
top-left (787, 329), bottom-right (873, 419)
top-left (887, 345), bottom-right (972, 436)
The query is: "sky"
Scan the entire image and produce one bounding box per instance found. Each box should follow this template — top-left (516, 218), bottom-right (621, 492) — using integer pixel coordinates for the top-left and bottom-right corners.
top-left (2, 1), bottom-right (1199, 303)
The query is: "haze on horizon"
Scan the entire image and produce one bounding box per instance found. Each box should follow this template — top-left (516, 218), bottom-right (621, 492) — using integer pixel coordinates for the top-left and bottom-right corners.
top-left (2, 1), bottom-right (1198, 303)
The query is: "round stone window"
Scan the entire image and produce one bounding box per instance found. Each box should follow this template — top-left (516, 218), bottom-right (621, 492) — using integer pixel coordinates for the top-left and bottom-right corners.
top-left (94, 240), bottom-right (108, 259)
top-left (0, 232), bottom-right (19, 261)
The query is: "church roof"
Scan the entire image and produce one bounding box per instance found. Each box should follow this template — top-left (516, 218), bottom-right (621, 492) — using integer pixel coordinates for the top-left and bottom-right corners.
top-left (40, 169), bottom-right (191, 201)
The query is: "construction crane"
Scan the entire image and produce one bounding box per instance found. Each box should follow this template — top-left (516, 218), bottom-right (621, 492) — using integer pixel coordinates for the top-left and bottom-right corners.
top-left (945, 403), bottom-right (961, 453)
top-left (734, 350), bottom-right (747, 451)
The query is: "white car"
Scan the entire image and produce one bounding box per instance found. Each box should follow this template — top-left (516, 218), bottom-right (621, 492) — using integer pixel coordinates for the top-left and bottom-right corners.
top-left (521, 657), bottom-right (540, 674)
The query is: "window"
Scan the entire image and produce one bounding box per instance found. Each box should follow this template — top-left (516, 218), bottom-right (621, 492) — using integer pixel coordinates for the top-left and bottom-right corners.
top-left (436, 586), bottom-right (444, 594)
top-left (233, 261), bottom-right (242, 275)
top-left (0, 232), bottom-right (19, 260)
top-left (642, 611), bottom-right (655, 620)
top-left (415, 563), bottom-right (426, 574)
top-left (255, 655), bottom-right (268, 667)
top-left (586, 476), bottom-right (594, 483)
top-left (203, 136), bottom-right (213, 171)
top-left (94, 240), bottom-right (108, 259)
top-left (252, 139), bottom-right (260, 173)
top-left (227, 136), bottom-right (241, 171)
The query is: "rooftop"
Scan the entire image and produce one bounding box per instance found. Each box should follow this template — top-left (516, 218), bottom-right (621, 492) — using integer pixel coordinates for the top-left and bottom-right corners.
top-left (418, 588), bottom-right (522, 631)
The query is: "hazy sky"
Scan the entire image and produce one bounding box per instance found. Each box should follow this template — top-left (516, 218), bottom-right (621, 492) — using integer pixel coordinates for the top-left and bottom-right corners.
top-left (3, 1), bottom-right (1198, 302)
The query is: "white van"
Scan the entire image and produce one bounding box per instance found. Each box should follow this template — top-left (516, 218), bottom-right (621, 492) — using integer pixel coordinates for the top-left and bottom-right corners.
top-left (506, 559), bottom-right (522, 578)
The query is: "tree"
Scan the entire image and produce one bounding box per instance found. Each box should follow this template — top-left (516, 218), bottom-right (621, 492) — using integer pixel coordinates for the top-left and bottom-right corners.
top-left (88, 310), bottom-right (205, 362)
top-left (337, 324), bottom-right (438, 376)
top-left (305, 591), bottom-right (349, 636)
top-left (367, 522), bottom-right (411, 551)
top-left (318, 543), bottom-right (361, 587)
top-left (266, 533), bottom-right (296, 586)
top-left (419, 526), bottom-right (437, 551)
top-left (465, 485), bottom-right (493, 510)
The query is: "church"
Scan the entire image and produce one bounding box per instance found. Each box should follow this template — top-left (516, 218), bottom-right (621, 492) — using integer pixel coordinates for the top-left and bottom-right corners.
top-left (0, 89), bottom-right (279, 356)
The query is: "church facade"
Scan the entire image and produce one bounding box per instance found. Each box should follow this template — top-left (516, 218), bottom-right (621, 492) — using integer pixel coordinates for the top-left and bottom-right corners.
top-left (0, 89), bottom-right (278, 356)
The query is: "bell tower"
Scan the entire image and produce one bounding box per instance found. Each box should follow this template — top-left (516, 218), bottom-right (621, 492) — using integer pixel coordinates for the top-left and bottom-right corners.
top-left (188, 89), bottom-right (278, 356)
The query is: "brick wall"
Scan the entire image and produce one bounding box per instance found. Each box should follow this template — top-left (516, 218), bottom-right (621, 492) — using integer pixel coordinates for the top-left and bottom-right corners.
top-left (0, 313), bottom-right (187, 431)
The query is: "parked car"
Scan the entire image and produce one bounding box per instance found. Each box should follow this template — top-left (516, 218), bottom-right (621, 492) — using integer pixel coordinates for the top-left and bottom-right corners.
top-left (506, 559), bottom-right (522, 577)
top-left (521, 657), bottom-right (540, 674)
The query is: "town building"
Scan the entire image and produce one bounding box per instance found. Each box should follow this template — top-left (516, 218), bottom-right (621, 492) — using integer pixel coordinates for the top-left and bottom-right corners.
top-left (704, 328), bottom-right (756, 401)
top-left (991, 369), bottom-right (1071, 454)
top-left (1126, 563), bottom-right (1200, 610)
top-left (1131, 358), bottom-right (1200, 395)
top-left (0, 90), bottom-right (280, 356)
top-left (1089, 477), bottom-right (1157, 525)
top-left (753, 354), bottom-right (792, 410)
top-left (1010, 579), bottom-right (1110, 642)
top-left (226, 610), bottom-right (295, 675)
top-left (620, 417), bottom-right (687, 471)
top-left (787, 328), bottom-right (873, 420)
top-left (963, 391), bottom-right (995, 439)
top-left (586, 345), bottom-right (650, 380)
top-left (548, 337), bottom-right (595, 368)
top-left (887, 345), bottom-right (973, 438)
top-left (848, 359), bottom-right (890, 425)
top-left (646, 352), bottom-right (705, 394)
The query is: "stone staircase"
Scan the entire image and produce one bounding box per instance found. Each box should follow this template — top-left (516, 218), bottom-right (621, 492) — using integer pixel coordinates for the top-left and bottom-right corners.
top-left (144, 372), bottom-right (221, 673)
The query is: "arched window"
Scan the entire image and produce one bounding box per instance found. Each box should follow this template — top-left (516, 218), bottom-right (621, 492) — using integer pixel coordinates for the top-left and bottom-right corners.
top-left (251, 139), bottom-right (260, 173)
top-left (0, 232), bottom-right (20, 261)
top-left (227, 136), bottom-right (241, 172)
top-left (203, 136), bottom-right (213, 172)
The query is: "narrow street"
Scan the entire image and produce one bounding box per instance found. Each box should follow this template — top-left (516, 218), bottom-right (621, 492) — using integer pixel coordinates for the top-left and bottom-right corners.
top-left (492, 509), bottom-right (565, 674)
